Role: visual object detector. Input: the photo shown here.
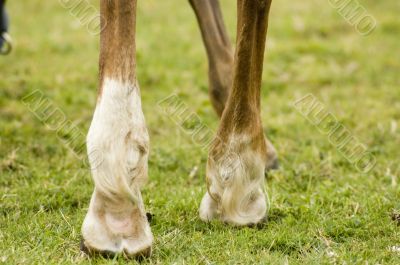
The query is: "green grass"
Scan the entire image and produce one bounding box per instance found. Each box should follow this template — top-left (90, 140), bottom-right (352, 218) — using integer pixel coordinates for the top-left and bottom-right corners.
top-left (1, 0), bottom-right (400, 264)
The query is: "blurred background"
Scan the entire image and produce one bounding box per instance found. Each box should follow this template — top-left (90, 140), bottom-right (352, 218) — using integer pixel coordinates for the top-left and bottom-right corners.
top-left (0, 0), bottom-right (399, 264)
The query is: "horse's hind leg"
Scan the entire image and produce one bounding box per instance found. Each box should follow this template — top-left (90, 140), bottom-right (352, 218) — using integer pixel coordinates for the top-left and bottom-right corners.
top-left (189, 0), bottom-right (234, 117)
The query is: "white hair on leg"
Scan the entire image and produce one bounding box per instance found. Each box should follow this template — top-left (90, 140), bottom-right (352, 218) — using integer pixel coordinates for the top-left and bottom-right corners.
top-left (86, 78), bottom-right (149, 204)
top-left (82, 78), bottom-right (153, 255)
top-left (202, 134), bottom-right (267, 225)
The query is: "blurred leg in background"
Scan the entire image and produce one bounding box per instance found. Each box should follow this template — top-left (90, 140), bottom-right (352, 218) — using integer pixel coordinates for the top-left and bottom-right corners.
top-left (0, 0), bottom-right (12, 55)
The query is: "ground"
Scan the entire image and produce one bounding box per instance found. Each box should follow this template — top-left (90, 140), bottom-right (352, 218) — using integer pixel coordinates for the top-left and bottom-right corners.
top-left (1, 0), bottom-right (400, 264)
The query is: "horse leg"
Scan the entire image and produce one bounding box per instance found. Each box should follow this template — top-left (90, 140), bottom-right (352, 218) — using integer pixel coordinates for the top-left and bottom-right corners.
top-left (81, 0), bottom-right (152, 257)
top-left (200, 0), bottom-right (276, 226)
top-left (189, 0), bottom-right (234, 117)
top-left (190, 0), bottom-right (277, 172)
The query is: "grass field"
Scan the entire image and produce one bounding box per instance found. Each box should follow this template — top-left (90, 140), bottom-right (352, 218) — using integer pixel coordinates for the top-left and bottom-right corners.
top-left (1, 0), bottom-right (400, 264)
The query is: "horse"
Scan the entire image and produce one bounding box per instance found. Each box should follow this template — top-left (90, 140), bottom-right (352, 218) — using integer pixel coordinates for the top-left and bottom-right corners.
top-left (80, 0), bottom-right (278, 257)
